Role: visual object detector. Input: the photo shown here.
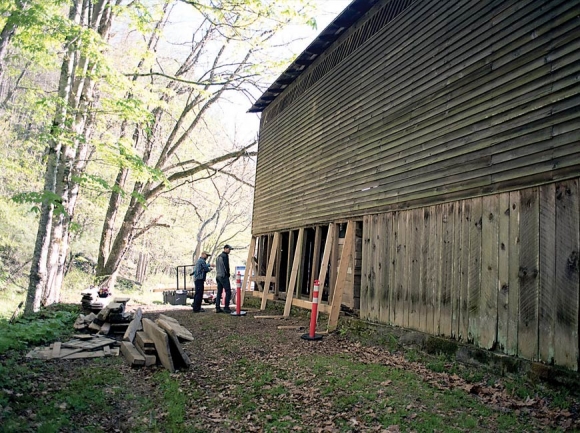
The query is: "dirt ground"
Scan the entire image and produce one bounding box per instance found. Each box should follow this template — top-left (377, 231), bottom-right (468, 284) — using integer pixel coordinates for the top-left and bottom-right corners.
top-left (3, 301), bottom-right (580, 432)
top-left (135, 303), bottom-right (579, 432)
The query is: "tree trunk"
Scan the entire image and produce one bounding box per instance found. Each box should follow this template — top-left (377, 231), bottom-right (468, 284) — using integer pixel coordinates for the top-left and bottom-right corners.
top-left (26, 0), bottom-right (118, 312)
top-left (24, 0), bottom-right (83, 314)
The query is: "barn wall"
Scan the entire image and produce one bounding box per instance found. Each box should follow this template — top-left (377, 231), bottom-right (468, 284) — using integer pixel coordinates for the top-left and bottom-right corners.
top-left (361, 179), bottom-right (580, 370)
top-left (253, 0), bottom-right (580, 235)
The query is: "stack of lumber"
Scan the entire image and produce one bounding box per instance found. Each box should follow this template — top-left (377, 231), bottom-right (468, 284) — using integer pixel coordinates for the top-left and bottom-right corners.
top-left (121, 313), bottom-right (193, 372)
top-left (26, 335), bottom-right (119, 360)
top-left (74, 298), bottom-right (132, 336)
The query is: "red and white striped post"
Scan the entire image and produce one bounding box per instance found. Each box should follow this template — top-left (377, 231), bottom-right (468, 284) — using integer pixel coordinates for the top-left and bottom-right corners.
top-left (301, 279), bottom-right (323, 340)
top-left (231, 271), bottom-right (247, 316)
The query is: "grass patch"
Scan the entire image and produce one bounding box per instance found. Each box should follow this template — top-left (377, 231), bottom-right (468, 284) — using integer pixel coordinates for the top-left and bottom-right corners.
top-left (153, 370), bottom-right (187, 433)
top-left (0, 305), bottom-right (79, 353)
top-left (0, 357), bottom-right (134, 432)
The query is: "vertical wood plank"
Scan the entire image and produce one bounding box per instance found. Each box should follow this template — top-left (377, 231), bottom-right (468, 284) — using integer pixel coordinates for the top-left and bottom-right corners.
top-left (284, 229), bottom-right (304, 317)
top-left (554, 180), bottom-right (579, 370)
top-left (330, 223), bottom-right (339, 301)
top-left (468, 197), bottom-right (483, 345)
top-left (434, 204), bottom-right (444, 335)
top-left (287, 231), bottom-right (296, 290)
top-left (274, 233), bottom-right (283, 297)
top-left (387, 212), bottom-right (396, 325)
top-left (507, 191), bottom-right (521, 356)
top-left (518, 188), bottom-right (540, 361)
top-left (420, 207), bottom-right (430, 333)
top-left (370, 215), bottom-right (381, 322)
top-left (241, 236), bottom-right (256, 306)
top-left (497, 193), bottom-right (511, 352)
top-left (395, 211), bottom-right (406, 328)
top-left (309, 226), bottom-right (323, 301)
top-left (377, 214), bottom-right (388, 323)
top-left (426, 206), bottom-right (438, 335)
top-left (328, 221), bottom-right (355, 331)
top-left (315, 224), bottom-right (335, 322)
top-left (409, 209), bottom-right (422, 331)
top-left (451, 202), bottom-right (462, 339)
top-left (459, 200), bottom-right (471, 341)
top-left (361, 216), bottom-right (371, 320)
top-left (261, 232), bottom-right (280, 310)
top-left (440, 203), bottom-right (454, 337)
top-left (381, 213), bottom-right (393, 325)
top-left (480, 195), bottom-right (499, 350)
top-left (539, 184), bottom-right (556, 364)
top-left (404, 211), bottom-right (413, 329)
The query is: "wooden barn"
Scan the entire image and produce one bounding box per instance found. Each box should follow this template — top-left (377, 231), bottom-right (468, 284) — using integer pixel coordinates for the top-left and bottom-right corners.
top-left (243, 0), bottom-right (580, 370)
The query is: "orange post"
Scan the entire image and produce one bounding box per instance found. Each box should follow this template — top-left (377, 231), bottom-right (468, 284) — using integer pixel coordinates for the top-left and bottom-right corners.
top-left (231, 271), bottom-right (247, 316)
top-left (301, 280), bottom-right (323, 340)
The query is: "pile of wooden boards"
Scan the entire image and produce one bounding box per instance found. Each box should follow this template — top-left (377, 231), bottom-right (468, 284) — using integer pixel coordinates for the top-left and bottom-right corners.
top-left (74, 298), bottom-right (132, 336)
top-left (120, 313), bottom-right (193, 373)
top-left (26, 335), bottom-right (119, 360)
top-left (26, 303), bottom-right (193, 373)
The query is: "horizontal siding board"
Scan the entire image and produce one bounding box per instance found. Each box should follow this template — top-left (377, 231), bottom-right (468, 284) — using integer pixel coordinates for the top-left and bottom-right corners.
top-left (257, 0), bottom-right (575, 167)
top-left (253, 0), bottom-right (580, 234)
top-left (255, 80), bottom-right (580, 212)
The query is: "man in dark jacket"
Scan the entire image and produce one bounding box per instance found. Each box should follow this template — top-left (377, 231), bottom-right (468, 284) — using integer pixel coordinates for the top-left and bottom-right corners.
top-left (192, 251), bottom-right (212, 313)
top-left (215, 244), bottom-right (233, 313)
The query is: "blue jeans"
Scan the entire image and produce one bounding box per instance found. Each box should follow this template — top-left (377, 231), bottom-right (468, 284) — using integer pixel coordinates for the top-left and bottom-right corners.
top-left (192, 279), bottom-right (204, 311)
top-left (216, 276), bottom-right (231, 310)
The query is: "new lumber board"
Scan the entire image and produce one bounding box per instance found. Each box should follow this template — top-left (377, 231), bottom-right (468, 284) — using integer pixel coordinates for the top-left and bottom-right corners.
top-left (283, 228), bottom-right (304, 317)
top-left (328, 221), bottom-right (355, 331)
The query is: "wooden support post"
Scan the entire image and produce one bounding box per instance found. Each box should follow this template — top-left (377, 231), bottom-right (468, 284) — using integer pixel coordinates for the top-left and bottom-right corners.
top-left (316, 223), bottom-right (335, 322)
top-left (261, 232), bottom-right (280, 310)
top-left (309, 226), bottom-right (323, 301)
top-left (241, 236), bottom-right (256, 306)
top-left (284, 228), bottom-right (304, 317)
top-left (286, 231), bottom-right (296, 290)
top-left (275, 234), bottom-right (283, 298)
top-left (328, 221), bottom-right (355, 332)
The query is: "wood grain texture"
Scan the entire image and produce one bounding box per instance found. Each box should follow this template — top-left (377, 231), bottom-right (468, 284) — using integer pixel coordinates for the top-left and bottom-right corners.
top-left (468, 197), bottom-right (483, 345)
top-left (480, 195), bottom-right (499, 349)
top-left (328, 221), bottom-right (355, 331)
top-left (539, 184), bottom-right (556, 364)
top-left (497, 193), bottom-right (511, 352)
top-left (553, 180), bottom-right (579, 370)
top-left (261, 232), bottom-right (280, 310)
top-left (284, 228), bottom-right (304, 317)
top-left (507, 191), bottom-right (521, 356)
top-left (518, 188), bottom-right (540, 361)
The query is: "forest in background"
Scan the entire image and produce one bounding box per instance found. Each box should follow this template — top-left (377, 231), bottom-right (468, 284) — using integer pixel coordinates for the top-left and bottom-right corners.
top-left (0, 0), bottom-right (317, 317)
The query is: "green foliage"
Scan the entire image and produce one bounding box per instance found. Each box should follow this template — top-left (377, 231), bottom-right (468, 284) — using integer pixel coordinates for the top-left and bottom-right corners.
top-left (0, 306), bottom-right (78, 353)
top-left (12, 190), bottom-right (67, 216)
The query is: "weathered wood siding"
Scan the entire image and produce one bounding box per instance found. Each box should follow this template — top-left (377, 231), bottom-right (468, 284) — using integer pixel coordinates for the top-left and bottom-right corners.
top-left (253, 0), bottom-right (580, 235)
top-left (361, 180), bottom-right (580, 370)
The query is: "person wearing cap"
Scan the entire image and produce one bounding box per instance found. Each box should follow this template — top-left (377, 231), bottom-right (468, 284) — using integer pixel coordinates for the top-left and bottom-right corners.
top-left (215, 244), bottom-right (233, 313)
top-left (192, 251), bottom-right (213, 313)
